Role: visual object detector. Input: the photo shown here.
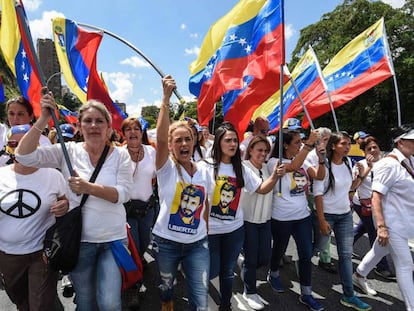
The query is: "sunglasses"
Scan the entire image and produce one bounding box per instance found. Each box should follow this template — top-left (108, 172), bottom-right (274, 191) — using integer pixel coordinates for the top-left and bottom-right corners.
top-left (7, 140), bottom-right (18, 148)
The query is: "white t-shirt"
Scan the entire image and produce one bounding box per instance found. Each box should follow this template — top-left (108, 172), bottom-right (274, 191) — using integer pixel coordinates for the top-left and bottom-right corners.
top-left (16, 142), bottom-right (132, 243)
top-left (268, 157), bottom-right (311, 221)
top-left (208, 162), bottom-right (261, 235)
top-left (313, 157), bottom-right (353, 215)
top-left (125, 144), bottom-right (156, 201)
top-left (153, 158), bottom-right (215, 243)
top-left (0, 166), bottom-right (67, 254)
top-left (372, 149), bottom-right (414, 239)
top-left (240, 160), bottom-right (273, 224)
top-left (352, 159), bottom-right (376, 205)
top-left (0, 123), bottom-right (7, 151)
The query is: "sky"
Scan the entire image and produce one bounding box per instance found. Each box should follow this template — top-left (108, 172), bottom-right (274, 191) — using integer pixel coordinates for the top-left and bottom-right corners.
top-left (17, 0), bottom-right (406, 116)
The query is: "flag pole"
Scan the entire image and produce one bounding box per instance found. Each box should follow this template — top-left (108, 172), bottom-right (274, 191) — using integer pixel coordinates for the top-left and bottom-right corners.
top-left (15, 3), bottom-right (75, 176)
top-left (382, 18), bottom-right (401, 126)
top-left (77, 22), bottom-right (186, 105)
top-left (277, 64), bottom-right (285, 197)
top-left (309, 46), bottom-right (340, 132)
top-left (284, 65), bottom-right (315, 130)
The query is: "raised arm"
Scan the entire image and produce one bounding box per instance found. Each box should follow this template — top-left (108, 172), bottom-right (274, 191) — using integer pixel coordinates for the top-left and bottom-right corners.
top-left (16, 89), bottom-right (54, 155)
top-left (156, 75), bottom-right (176, 170)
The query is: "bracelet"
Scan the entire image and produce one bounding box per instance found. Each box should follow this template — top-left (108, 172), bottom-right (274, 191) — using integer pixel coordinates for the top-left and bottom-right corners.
top-left (32, 124), bottom-right (43, 133)
top-left (377, 224), bottom-right (388, 229)
top-left (304, 143), bottom-right (314, 149)
top-left (357, 175), bottom-right (364, 180)
top-left (319, 161), bottom-right (325, 164)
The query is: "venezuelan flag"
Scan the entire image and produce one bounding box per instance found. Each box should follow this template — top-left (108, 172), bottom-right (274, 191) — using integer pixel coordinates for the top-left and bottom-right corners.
top-left (253, 46), bottom-right (326, 132)
top-left (58, 104), bottom-right (78, 124)
top-left (53, 18), bottom-right (102, 104)
top-left (302, 18), bottom-right (393, 127)
top-left (0, 75), bottom-right (5, 103)
top-left (189, 0), bottom-right (285, 132)
top-left (0, 0), bottom-right (43, 116)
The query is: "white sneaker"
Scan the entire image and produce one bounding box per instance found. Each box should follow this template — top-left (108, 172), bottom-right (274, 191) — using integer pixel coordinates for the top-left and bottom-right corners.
top-left (352, 273), bottom-right (377, 296)
top-left (242, 293), bottom-right (264, 310)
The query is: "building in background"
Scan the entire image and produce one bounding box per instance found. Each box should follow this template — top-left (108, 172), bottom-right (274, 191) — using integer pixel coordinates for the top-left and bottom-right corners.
top-left (37, 38), bottom-right (61, 97)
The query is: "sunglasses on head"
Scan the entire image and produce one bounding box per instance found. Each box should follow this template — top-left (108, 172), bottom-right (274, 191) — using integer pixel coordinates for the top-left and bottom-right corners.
top-left (7, 140), bottom-right (18, 148)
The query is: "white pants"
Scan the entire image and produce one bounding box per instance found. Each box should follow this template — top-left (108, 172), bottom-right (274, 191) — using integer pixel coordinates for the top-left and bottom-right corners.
top-left (357, 231), bottom-right (414, 311)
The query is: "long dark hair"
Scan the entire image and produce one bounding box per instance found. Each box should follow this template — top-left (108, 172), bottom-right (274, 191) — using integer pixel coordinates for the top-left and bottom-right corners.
top-left (269, 129), bottom-right (298, 159)
top-left (324, 131), bottom-right (352, 194)
top-left (211, 122), bottom-right (244, 188)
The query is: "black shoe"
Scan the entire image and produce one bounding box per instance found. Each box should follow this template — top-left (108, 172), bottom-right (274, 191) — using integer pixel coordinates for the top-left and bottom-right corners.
top-left (318, 261), bottom-right (337, 274)
top-left (218, 304), bottom-right (232, 311)
top-left (374, 268), bottom-right (396, 281)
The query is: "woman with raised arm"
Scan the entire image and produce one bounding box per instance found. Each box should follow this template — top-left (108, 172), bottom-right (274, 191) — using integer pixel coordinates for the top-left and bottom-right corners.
top-left (152, 76), bottom-right (214, 311)
top-left (15, 93), bottom-right (132, 311)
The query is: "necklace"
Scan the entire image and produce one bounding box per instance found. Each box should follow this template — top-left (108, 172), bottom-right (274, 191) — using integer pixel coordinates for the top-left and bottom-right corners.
top-left (128, 145), bottom-right (144, 177)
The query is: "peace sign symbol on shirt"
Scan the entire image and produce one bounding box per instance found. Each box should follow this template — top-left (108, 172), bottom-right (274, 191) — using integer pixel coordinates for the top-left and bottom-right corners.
top-left (0, 189), bottom-right (41, 218)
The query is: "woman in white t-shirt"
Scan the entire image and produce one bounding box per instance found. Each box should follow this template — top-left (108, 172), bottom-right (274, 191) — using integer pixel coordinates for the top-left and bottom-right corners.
top-left (152, 76), bottom-right (214, 311)
top-left (16, 97), bottom-right (132, 310)
top-left (267, 129), bottom-right (323, 311)
top-left (0, 124), bottom-right (69, 310)
top-left (206, 122), bottom-right (282, 311)
top-left (313, 131), bottom-right (371, 311)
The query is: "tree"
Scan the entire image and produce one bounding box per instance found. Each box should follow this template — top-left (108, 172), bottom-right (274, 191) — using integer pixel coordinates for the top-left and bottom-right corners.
top-left (290, 0), bottom-right (414, 149)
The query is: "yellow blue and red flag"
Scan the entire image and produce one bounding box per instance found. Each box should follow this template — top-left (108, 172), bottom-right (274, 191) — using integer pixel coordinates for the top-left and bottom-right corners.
top-left (52, 18), bottom-right (126, 131)
top-left (58, 104), bottom-right (78, 124)
top-left (52, 17), bottom-right (102, 104)
top-left (253, 46), bottom-right (326, 132)
top-left (0, 0), bottom-right (43, 116)
top-left (189, 0), bottom-right (286, 136)
top-left (302, 18), bottom-right (393, 127)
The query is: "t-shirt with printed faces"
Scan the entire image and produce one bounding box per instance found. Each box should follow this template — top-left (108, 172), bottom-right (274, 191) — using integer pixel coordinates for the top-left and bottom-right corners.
top-left (267, 157), bottom-right (311, 221)
top-left (153, 158), bottom-right (215, 244)
top-left (208, 162), bottom-right (261, 235)
top-left (0, 166), bottom-right (67, 254)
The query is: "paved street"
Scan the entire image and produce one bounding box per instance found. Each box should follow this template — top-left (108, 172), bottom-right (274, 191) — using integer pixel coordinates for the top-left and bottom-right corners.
top-left (0, 225), bottom-right (409, 310)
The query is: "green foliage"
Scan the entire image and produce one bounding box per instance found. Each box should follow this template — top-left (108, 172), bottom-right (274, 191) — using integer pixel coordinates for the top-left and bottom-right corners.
top-left (291, 0), bottom-right (414, 150)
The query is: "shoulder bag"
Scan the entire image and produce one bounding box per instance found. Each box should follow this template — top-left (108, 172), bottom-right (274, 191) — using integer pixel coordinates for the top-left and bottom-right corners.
top-left (43, 145), bottom-right (110, 273)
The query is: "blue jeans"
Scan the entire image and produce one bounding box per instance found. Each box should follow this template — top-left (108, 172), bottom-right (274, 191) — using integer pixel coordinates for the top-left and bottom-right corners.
top-left (324, 211), bottom-right (354, 298)
top-left (242, 221), bottom-right (271, 294)
top-left (353, 204), bottom-right (390, 271)
top-left (152, 235), bottom-right (209, 311)
top-left (127, 207), bottom-right (155, 258)
top-left (270, 216), bottom-right (313, 292)
top-left (209, 226), bottom-right (244, 306)
top-left (70, 241), bottom-right (123, 311)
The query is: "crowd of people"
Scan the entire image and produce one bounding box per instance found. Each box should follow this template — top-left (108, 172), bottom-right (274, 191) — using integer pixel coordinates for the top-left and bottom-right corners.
top-left (0, 77), bottom-right (413, 311)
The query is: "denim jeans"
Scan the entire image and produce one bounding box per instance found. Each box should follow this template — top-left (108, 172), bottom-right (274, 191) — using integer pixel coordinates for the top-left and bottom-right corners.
top-left (152, 235), bottom-right (210, 311)
top-left (127, 206), bottom-right (155, 258)
top-left (209, 226), bottom-right (244, 306)
top-left (324, 211), bottom-right (354, 298)
top-left (353, 204), bottom-right (389, 271)
top-left (311, 208), bottom-right (332, 262)
top-left (242, 221), bottom-right (272, 294)
top-left (70, 241), bottom-right (123, 311)
top-left (270, 216), bottom-right (313, 293)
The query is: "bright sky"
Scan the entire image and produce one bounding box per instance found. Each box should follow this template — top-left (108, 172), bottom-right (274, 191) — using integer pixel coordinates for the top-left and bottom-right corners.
top-left (20, 0), bottom-right (405, 116)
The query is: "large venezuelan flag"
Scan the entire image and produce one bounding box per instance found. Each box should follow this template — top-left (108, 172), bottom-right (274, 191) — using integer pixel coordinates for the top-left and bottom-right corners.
top-left (302, 18), bottom-right (393, 127)
top-left (253, 46), bottom-right (326, 132)
top-left (52, 18), bottom-right (126, 131)
top-left (189, 0), bottom-right (285, 132)
top-left (0, 0), bottom-right (43, 116)
top-left (53, 18), bottom-right (102, 104)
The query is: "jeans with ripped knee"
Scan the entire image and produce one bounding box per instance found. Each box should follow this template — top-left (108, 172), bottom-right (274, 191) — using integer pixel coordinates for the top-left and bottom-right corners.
top-left (152, 235), bottom-right (209, 311)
